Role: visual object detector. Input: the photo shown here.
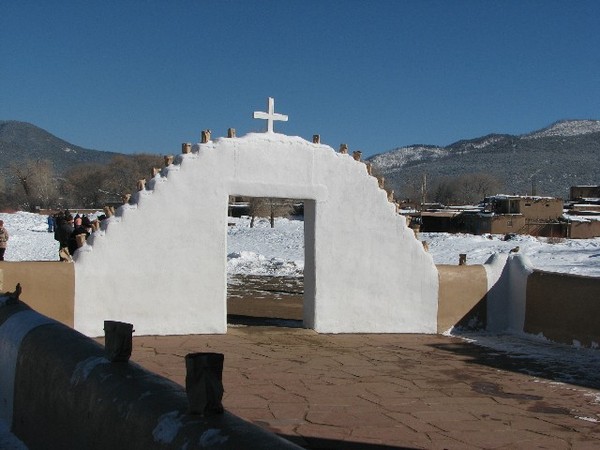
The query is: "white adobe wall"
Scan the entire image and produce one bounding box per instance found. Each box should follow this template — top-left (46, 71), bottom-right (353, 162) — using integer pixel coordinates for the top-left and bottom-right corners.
top-left (74, 133), bottom-right (439, 336)
top-left (485, 253), bottom-right (534, 332)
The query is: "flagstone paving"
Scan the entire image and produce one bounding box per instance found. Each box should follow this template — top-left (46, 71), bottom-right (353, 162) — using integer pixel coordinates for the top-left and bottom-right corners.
top-left (124, 326), bottom-right (600, 449)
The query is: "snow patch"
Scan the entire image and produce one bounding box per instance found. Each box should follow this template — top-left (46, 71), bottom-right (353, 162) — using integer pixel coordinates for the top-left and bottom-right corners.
top-left (153, 411), bottom-right (182, 444)
top-left (576, 416), bottom-right (599, 423)
top-left (70, 356), bottom-right (109, 386)
top-left (199, 428), bottom-right (229, 446)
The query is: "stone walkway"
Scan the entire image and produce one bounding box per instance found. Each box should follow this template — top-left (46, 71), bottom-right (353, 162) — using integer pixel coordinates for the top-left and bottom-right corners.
top-left (126, 325), bottom-right (600, 449)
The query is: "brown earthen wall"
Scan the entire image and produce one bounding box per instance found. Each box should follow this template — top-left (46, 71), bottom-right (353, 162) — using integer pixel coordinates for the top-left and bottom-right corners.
top-left (0, 262), bottom-right (75, 327)
top-left (525, 270), bottom-right (600, 347)
top-left (519, 198), bottom-right (563, 221)
top-left (489, 215), bottom-right (526, 235)
top-left (437, 264), bottom-right (488, 333)
top-left (569, 221), bottom-right (600, 239)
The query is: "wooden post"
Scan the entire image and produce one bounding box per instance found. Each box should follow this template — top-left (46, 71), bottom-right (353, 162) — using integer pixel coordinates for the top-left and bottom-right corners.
top-left (182, 143), bottom-right (192, 154)
top-left (339, 144), bottom-right (348, 154)
top-left (366, 162), bottom-right (373, 176)
top-left (459, 254), bottom-right (467, 265)
top-left (151, 167), bottom-right (161, 177)
top-left (122, 193), bottom-right (131, 204)
top-left (352, 150), bottom-right (362, 161)
top-left (312, 134), bottom-right (320, 144)
top-left (201, 129), bottom-right (211, 143)
top-left (378, 176), bottom-right (385, 189)
top-left (185, 352), bottom-right (225, 416)
top-left (137, 179), bottom-right (146, 191)
top-left (227, 128), bottom-right (236, 138)
top-left (104, 320), bottom-right (133, 363)
top-left (164, 155), bottom-right (174, 166)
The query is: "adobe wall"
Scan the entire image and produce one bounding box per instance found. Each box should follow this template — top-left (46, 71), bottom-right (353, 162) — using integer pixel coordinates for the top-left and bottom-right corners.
top-left (519, 198), bottom-right (563, 221)
top-left (73, 133), bottom-right (439, 336)
top-left (486, 253), bottom-right (534, 333)
top-left (0, 298), bottom-right (301, 449)
top-left (1, 256), bottom-right (598, 349)
top-left (569, 220), bottom-right (600, 239)
top-left (0, 261), bottom-right (74, 327)
top-left (437, 264), bottom-right (488, 333)
top-left (489, 215), bottom-right (526, 235)
top-left (525, 271), bottom-right (600, 346)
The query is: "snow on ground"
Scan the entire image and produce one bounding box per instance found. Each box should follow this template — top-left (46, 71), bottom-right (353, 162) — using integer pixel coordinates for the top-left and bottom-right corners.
top-left (227, 216), bottom-right (304, 277)
top-left (447, 329), bottom-right (600, 385)
top-left (1, 211), bottom-right (599, 278)
top-left (420, 231), bottom-right (600, 278)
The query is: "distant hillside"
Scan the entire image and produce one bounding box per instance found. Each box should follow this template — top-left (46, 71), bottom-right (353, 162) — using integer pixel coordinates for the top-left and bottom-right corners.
top-left (368, 120), bottom-right (600, 200)
top-left (0, 121), bottom-right (121, 174)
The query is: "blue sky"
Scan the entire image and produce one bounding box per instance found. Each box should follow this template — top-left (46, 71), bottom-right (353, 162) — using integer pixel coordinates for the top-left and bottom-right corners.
top-left (1, 1), bottom-right (599, 158)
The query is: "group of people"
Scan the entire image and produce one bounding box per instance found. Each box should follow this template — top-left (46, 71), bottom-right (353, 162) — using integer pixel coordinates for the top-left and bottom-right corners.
top-left (51, 211), bottom-right (96, 262)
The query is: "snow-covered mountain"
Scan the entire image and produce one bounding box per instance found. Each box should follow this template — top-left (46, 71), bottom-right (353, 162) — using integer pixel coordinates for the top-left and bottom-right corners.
top-left (523, 120), bottom-right (600, 140)
top-left (367, 145), bottom-right (449, 169)
top-left (369, 120), bottom-right (600, 199)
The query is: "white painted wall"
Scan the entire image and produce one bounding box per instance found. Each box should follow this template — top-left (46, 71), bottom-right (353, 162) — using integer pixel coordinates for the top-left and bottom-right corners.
top-left (74, 133), bottom-right (439, 336)
top-left (485, 253), bottom-right (534, 332)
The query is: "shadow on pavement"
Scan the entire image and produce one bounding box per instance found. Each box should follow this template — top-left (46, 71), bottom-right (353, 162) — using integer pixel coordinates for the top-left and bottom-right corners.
top-left (227, 314), bottom-right (304, 328)
top-left (430, 339), bottom-right (600, 390)
top-left (279, 434), bottom-right (417, 450)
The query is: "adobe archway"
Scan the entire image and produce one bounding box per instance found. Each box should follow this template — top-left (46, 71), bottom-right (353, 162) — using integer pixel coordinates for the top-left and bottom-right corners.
top-left (73, 132), bottom-right (439, 336)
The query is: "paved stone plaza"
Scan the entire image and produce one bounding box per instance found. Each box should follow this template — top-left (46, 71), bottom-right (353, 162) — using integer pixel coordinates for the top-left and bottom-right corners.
top-left (93, 279), bottom-right (600, 449)
top-left (113, 322), bottom-right (600, 450)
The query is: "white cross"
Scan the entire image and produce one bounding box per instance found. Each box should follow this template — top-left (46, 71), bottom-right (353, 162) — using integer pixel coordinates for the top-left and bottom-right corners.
top-left (253, 97), bottom-right (288, 133)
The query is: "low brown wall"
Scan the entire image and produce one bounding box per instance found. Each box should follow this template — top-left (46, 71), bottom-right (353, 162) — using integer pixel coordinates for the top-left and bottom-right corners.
top-left (569, 220), bottom-right (600, 239)
top-left (437, 264), bottom-right (488, 333)
top-left (0, 301), bottom-right (301, 450)
top-left (525, 270), bottom-right (600, 346)
top-left (0, 262), bottom-right (75, 327)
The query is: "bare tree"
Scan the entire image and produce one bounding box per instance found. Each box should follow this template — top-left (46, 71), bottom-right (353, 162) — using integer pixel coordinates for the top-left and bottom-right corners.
top-left (248, 197), bottom-right (296, 228)
top-left (9, 159), bottom-right (59, 211)
top-left (451, 173), bottom-right (503, 205)
top-left (102, 154), bottom-right (164, 201)
top-left (64, 163), bottom-right (109, 208)
top-left (431, 177), bottom-right (456, 205)
top-left (430, 173), bottom-right (503, 206)
top-left (63, 154), bottom-right (164, 208)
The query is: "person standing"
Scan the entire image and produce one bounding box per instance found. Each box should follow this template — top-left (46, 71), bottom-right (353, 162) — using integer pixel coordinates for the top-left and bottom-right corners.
top-left (58, 214), bottom-right (75, 262)
top-left (0, 220), bottom-right (8, 261)
top-left (47, 214), bottom-right (55, 233)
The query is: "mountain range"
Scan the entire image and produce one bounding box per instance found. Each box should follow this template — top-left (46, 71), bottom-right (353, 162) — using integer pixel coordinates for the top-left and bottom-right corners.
top-left (1, 119), bottom-right (598, 200)
top-left (368, 119), bottom-right (600, 199)
top-left (0, 120), bottom-right (118, 175)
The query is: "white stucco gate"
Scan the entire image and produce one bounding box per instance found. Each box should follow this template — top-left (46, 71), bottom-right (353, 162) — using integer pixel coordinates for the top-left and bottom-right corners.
top-left (73, 104), bottom-right (439, 337)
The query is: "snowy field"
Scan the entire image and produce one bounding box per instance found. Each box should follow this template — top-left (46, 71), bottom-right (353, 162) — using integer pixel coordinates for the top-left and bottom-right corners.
top-left (2, 211), bottom-right (599, 278)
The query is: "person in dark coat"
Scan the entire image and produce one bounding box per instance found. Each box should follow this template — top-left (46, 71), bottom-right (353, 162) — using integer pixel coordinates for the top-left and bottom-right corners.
top-left (58, 214), bottom-right (75, 261)
top-left (68, 219), bottom-right (90, 256)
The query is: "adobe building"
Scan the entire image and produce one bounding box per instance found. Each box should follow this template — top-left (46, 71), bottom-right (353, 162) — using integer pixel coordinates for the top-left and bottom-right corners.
top-left (564, 185), bottom-right (600, 238)
top-left (420, 195), bottom-right (565, 237)
top-left (570, 185), bottom-right (600, 201)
